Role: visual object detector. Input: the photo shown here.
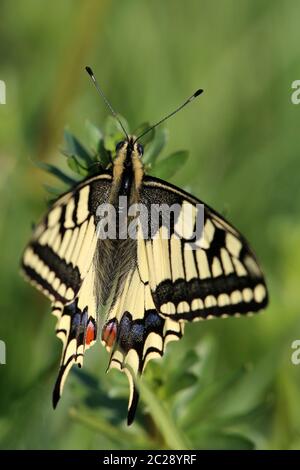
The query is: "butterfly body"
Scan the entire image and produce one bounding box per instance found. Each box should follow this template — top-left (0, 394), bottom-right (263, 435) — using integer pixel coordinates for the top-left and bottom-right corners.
top-left (96, 137), bottom-right (143, 308)
top-left (21, 135), bottom-right (268, 424)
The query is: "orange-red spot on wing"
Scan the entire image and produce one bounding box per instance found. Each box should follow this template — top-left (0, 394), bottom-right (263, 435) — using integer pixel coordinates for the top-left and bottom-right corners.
top-left (102, 320), bottom-right (117, 348)
top-left (85, 321), bottom-right (96, 346)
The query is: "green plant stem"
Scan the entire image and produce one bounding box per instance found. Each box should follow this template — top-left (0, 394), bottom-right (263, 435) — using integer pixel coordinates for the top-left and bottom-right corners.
top-left (140, 381), bottom-right (190, 450)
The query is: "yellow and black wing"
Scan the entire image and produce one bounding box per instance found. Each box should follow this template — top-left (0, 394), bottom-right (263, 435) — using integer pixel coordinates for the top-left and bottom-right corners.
top-left (103, 261), bottom-right (184, 424)
top-left (21, 173), bottom-right (112, 404)
top-left (101, 176), bottom-right (268, 424)
top-left (21, 169), bottom-right (268, 424)
top-left (141, 176), bottom-right (268, 321)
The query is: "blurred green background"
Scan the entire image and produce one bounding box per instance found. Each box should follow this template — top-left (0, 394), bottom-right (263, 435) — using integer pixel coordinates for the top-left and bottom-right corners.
top-left (1, 0), bottom-right (300, 450)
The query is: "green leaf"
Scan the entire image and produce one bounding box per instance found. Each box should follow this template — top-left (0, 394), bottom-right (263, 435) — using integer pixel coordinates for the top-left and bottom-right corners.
top-left (210, 400), bottom-right (271, 428)
top-left (133, 122), bottom-right (155, 146)
top-left (178, 367), bottom-right (247, 429)
top-left (152, 150), bottom-right (189, 179)
top-left (143, 127), bottom-right (168, 165)
top-left (164, 372), bottom-right (197, 397)
top-left (217, 337), bottom-right (286, 418)
top-left (35, 160), bottom-right (78, 186)
top-left (85, 120), bottom-right (103, 153)
top-left (104, 115), bottom-right (129, 153)
top-left (43, 184), bottom-right (68, 206)
top-left (105, 114), bottom-right (130, 137)
top-left (97, 139), bottom-right (112, 167)
top-left (104, 134), bottom-right (123, 153)
top-left (67, 155), bottom-right (89, 177)
top-left (68, 407), bottom-right (131, 446)
top-left (72, 368), bottom-right (99, 390)
top-left (43, 184), bottom-right (66, 196)
top-left (64, 129), bottom-right (93, 165)
top-left (160, 349), bottom-right (199, 397)
top-left (187, 427), bottom-right (256, 450)
top-left (84, 121), bottom-right (111, 168)
top-left (190, 336), bottom-right (218, 383)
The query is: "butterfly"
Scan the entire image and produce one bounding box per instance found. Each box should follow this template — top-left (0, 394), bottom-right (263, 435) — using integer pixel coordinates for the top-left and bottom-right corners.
top-left (21, 67), bottom-right (268, 425)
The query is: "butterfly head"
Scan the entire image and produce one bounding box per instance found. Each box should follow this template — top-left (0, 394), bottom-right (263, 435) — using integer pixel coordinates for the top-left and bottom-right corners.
top-left (115, 137), bottom-right (144, 160)
top-left (113, 137), bottom-right (144, 189)
top-left (114, 136), bottom-right (144, 170)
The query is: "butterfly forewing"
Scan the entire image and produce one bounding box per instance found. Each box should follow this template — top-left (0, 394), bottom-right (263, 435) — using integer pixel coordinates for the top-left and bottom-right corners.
top-left (140, 176), bottom-right (268, 321)
top-left (21, 173), bottom-right (112, 302)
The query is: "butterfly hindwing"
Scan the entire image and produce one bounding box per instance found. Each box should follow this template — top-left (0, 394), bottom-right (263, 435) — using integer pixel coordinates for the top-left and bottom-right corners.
top-left (52, 264), bottom-right (98, 406)
top-left (104, 264), bottom-right (184, 424)
top-left (140, 176), bottom-right (268, 321)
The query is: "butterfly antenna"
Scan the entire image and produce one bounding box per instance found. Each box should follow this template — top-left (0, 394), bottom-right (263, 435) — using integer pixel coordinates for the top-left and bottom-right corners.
top-left (134, 88), bottom-right (203, 143)
top-left (85, 66), bottom-right (129, 141)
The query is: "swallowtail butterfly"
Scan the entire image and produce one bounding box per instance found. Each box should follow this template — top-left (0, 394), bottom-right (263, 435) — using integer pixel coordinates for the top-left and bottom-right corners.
top-left (21, 67), bottom-right (268, 424)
